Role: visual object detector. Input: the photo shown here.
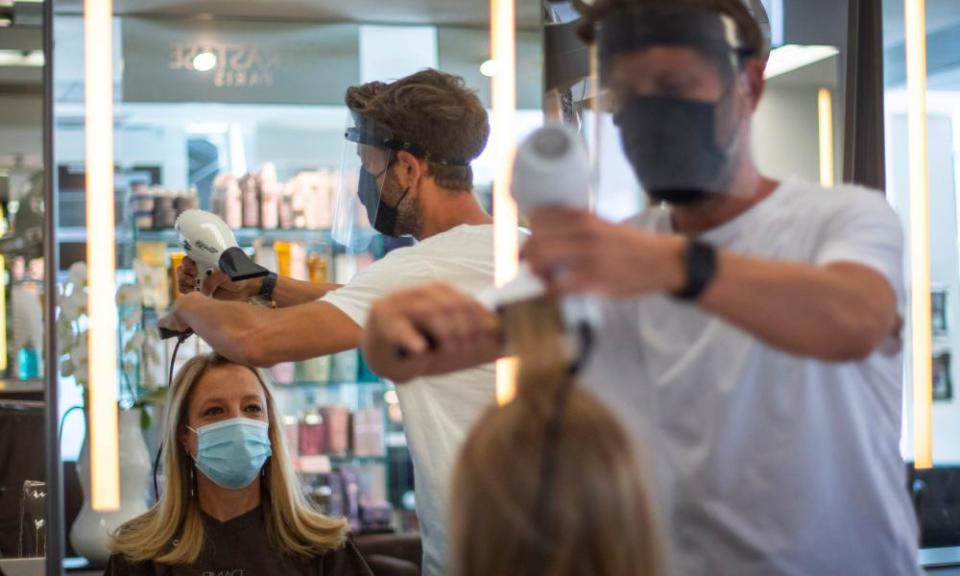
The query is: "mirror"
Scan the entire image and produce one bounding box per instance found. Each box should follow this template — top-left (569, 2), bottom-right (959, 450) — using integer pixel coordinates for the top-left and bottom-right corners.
top-left (0, 0), bottom-right (49, 569)
top-left (47, 0), bottom-right (542, 571)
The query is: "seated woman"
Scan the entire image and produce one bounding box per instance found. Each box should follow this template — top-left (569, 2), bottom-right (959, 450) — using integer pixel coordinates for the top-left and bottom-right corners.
top-left (105, 354), bottom-right (372, 575)
top-left (449, 296), bottom-right (664, 576)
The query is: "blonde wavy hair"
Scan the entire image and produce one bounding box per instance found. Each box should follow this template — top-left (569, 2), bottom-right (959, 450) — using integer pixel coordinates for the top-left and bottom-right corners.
top-left (450, 297), bottom-right (664, 576)
top-left (110, 354), bottom-right (348, 564)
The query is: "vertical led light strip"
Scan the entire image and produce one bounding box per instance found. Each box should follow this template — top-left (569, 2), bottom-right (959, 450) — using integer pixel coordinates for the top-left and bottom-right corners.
top-left (84, 0), bottom-right (120, 509)
top-left (491, 0), bottom-right (518, 405)
top-left (905, 0), bottom-right (932, 469)
top-left (818, 88), bottom-right (835, 187)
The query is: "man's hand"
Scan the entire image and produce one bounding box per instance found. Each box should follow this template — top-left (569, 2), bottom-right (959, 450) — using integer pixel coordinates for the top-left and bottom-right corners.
top-left (178, 256), bottom-right (259, 300)
top-left (158, 292), bottom-right (200, 336)
top-left (522, 207), bottom-right (686, 297)
top-left (362, 284), bottom-right (502, 383)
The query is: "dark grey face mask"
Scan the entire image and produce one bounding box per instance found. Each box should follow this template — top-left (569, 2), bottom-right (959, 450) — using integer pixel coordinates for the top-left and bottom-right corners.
top-left (358, 166), bottom-right (409, 237)
top-left (615, 95), bottom-right (738, 205)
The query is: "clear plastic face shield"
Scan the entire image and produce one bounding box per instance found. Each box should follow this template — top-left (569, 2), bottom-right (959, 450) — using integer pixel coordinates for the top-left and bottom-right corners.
top-left (594, 4), bottom-right (760, 204)
top-left (332, 116), bottom-right (407, 252)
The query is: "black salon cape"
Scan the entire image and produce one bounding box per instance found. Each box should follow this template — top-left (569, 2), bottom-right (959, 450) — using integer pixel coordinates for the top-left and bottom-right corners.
top-left (102, 507), bottom-right (373, 576)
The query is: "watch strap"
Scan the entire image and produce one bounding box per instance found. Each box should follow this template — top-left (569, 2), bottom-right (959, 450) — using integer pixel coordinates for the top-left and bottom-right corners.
top-left (257, 272), bottom-right (278, 306)
top-left (673, 239), bottom-right (718, 301)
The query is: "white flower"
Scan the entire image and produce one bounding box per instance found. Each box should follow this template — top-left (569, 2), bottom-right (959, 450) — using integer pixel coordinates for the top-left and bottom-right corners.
top-left (57, 319), bottom-right (76, 351)
top-left (125, 330), bottom-right (145, 353)
top-left (123, 307), bottom-right (143, 330)
top-left (116, 284), bottom-right (142, 307)
top-left (60, 357), bottom-right (75, 378)
top-left (72, 334), bottom-right (88, 361)
top-left (73, 362), bottom-right (88, 384)
top-left (68, 261), bottom-right (87, 287)
top-left (122, 358), bottom-right (137, 380)
top-left (59, 290), bottom-right (86, 323)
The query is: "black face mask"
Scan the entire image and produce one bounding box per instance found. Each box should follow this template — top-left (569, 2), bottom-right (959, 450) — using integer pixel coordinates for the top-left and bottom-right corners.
top-left (358, 166), bottom-right (410, 237)
top-left (615, 95), bottom-right (737, 205)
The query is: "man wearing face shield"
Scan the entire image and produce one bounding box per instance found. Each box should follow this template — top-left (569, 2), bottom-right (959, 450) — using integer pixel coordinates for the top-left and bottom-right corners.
top-left (361, 1), bottom-right (920, 574)
top-left (161, 69), bottom-right (502, 576)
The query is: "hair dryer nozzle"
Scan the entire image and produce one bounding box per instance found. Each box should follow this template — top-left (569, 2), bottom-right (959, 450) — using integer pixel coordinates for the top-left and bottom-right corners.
top-left (219, 246), bottom-right (270, 282)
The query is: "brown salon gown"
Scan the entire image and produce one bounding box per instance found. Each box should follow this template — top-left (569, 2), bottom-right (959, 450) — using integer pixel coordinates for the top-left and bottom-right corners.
top-left (103, 507), bottom-right (373, 576)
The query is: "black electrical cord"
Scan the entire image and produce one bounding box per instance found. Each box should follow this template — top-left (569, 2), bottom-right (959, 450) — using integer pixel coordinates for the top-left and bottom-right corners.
top-left (153, 334), bottom-right (187, 501)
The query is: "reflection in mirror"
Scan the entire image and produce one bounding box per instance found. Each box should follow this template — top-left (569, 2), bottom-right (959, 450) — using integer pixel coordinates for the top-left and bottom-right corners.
top-left (0, 0), bottom-right (48, 569)
top-left (47, 0), bottom-right (542, 572)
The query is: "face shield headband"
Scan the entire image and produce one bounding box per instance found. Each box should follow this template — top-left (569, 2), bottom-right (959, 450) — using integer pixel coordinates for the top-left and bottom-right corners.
top-left (332, 115), bottom-right (471, 250)
top-left (597, 4), bottom-right (753, 83)
top-left (596, 5), bottom-right (759, 204)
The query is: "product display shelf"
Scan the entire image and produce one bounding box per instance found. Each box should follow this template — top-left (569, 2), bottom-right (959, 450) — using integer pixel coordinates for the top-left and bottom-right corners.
top-left (272, 379), bottom-right (389, 391)
top-left (134, 226), bottom-right (334, 246)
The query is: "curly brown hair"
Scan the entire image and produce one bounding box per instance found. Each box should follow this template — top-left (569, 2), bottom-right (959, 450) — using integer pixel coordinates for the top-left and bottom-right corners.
top-left (576, 0), bottom-right (768, 62)
top-left (345, 69), bottom-right (490, 192)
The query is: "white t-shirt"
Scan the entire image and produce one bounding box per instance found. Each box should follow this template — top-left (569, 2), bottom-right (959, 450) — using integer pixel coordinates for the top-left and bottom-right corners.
top-left (322, 224), bottom-right (497, 576)
top-left (582, 180), bottom-right (920, 576)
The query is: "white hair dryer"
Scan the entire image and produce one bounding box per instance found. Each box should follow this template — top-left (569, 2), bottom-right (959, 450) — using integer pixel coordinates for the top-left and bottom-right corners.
top-left (478, 124), bottom-right (600, 366)
top-left (160, 209), bottom-right (270, 340)
top-left (175, 209), bottom-right (270, 290)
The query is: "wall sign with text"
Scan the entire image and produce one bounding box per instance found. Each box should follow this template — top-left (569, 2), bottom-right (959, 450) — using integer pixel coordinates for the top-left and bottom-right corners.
top-left (122, 18), bottom-right (360, 105)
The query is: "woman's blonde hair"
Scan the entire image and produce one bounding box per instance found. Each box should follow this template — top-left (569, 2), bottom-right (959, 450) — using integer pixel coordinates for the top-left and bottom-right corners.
top-left (111, 354), bottom-right (348, 564)
top-left (450, 297), bottom-right (664, 576)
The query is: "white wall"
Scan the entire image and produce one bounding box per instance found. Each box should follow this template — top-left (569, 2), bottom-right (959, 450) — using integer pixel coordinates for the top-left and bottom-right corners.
top-left (886, 92), bottom-right (960, 464)
top-left (752, 86), bottom-right (823, 183)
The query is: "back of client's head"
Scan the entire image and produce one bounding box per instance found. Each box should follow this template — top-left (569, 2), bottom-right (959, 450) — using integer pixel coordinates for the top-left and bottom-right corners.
top-left (450, 297), bottom-right (663, 576)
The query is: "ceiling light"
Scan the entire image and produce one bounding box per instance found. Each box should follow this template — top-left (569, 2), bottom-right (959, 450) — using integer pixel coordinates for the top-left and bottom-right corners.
top-left (192, 51), bottom-right (217, 72)
top-left (764, 45), bottom-right (839, 80)
top-left (480, 59), bottom-right (498, 77)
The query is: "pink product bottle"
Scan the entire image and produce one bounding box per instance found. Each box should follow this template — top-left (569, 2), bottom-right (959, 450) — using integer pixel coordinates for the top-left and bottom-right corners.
top-left (352, 408), bottom-right (384, 457)
top-left (210, 175), bottom-right (227, 219)
top-left (260, 177), bottom-right (280, 230)
top-left (298, 412), bottom-right (326, 456)
top-left (292, 175), bottom-right (308, 229)
top-left (278, 182), bottom-right (295, 230)
top-left (315, 170), bottom-right (334, 229)
top-left (283, 416), bottom-right (300, 459)
top-left (241, 174), bottom-right (260, 228)
top-left (269, 362), bottom-right (295, 385)
top-left (224, 176), bottom-right (243, 229)
top-left (321, 405), bottom-right (350, 456)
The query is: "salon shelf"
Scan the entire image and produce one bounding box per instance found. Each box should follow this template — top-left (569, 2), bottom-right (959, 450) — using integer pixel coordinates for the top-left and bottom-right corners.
top-left (134, 227), bottom-right (334, 246)
top-left (0, 378), bottom-right (44, 393)
top-left (293, 454), bottom-right (389, 474)
top-left (272, 380), bottom-right (387, 391)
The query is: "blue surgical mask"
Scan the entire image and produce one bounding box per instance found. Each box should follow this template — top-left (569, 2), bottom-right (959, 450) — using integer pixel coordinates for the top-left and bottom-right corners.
top-left (188, 418), bottom-right (272, 490)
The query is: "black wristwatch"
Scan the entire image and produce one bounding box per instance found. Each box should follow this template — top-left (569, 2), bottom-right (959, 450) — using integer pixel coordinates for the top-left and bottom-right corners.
top-left (673, 239), bottom-right (718, 301)
top-left (257, 272), bottom-right (279, 307)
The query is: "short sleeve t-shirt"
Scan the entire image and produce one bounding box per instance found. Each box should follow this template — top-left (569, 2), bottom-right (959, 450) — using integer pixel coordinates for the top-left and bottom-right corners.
top-left (322, 224), bottom-right (498, 576)
top-left (582, 180), bottom-right (920, 576)
top-left (103, 507), bottom-right (373, 576)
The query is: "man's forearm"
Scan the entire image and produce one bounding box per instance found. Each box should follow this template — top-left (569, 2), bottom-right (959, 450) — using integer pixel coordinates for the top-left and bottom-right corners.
top-left (270, 277), bottom-right (341, 307)
top-left (175, 293), bottom-right (265, 364)
top-left (174, 293), bottom-right (363, 367)
top-left (698, 251), bottom-right (899, 361)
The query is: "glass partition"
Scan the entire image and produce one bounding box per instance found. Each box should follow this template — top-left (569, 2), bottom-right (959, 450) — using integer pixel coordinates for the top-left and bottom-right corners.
top-left (0, 0), bottom-right (50, 571)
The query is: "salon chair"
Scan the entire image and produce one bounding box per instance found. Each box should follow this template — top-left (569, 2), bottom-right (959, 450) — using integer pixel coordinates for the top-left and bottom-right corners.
top-left (354, 533), bottom-right (421, 576)
top-left (909, 464), bottom-right (960, 547)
